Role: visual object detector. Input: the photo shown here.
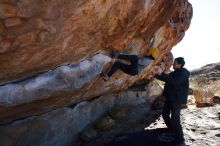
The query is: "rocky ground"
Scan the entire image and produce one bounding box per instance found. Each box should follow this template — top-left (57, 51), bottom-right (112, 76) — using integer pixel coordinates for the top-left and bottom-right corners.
top-left (147, 105), bottom-right (220, 146)
top-left (107, 96), bottom-right (220, 146)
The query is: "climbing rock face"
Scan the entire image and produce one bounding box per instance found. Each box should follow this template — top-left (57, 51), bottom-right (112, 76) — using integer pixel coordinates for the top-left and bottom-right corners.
top-left (0, 54), bottom-right (110, 106)
top-left (0, 0), bottom-right (192, 123)
top-left (0, 83), bottom-right (163, 146)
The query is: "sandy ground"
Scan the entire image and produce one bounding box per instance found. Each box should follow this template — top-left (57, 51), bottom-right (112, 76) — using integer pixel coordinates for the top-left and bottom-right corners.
top-left (147, 104), bottom-right (220, 146)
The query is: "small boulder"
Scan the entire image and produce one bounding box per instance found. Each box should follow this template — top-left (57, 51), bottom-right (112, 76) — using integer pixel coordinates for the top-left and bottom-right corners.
top-left (193, 89), bottom-right (214, 108)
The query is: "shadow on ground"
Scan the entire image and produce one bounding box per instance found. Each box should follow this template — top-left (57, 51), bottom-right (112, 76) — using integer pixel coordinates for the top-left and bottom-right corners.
top-left (106, 128), bottom-right (178, 146)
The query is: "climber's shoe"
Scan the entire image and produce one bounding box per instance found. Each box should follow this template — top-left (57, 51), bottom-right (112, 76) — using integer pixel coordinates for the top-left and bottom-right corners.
top-left (102, 73), bottom-right (110, 81)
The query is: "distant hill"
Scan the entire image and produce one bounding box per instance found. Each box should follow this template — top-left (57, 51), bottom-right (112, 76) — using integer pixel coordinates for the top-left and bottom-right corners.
top-left (190, 62), bottom-right (220, 96)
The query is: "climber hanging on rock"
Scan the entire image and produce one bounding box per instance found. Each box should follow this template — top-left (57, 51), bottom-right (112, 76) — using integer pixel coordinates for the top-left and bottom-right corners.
top-left (101, 47), bottom-right (159, 81)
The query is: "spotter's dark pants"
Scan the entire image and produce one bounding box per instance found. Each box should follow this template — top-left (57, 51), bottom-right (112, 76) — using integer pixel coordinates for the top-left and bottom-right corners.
top-left (162, 101), bottom-right (185, 143)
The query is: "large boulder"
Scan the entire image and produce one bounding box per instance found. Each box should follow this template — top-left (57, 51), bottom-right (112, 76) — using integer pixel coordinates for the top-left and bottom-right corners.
top-left (0, 0), bottom-right (192, 125)
top-left (0, 82), bottom-right (163, 146)
top-left (0, 0), bottom-right (193, 145)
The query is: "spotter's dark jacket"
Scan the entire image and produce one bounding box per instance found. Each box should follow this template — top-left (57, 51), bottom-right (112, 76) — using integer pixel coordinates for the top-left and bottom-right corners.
top-left (155, 67), bottom-right (190, 104)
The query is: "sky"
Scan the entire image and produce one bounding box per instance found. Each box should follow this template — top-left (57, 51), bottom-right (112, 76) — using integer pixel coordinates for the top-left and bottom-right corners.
top-left (172, 0), bottom-right (220, 70)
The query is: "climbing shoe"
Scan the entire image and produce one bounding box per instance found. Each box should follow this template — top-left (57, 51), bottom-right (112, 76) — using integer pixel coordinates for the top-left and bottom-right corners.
top-left (102, 73), bottom-right (110, 81)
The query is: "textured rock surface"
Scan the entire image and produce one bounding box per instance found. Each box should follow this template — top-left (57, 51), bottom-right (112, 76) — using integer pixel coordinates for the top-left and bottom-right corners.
top-left (0, 53), bottom-right (111, 105)
top-left (0, 1), bottom-right (194, 145)
top-left (0, 0), bottom-right (193, 123)
top-left (0, 82), bottom-right (163, 146)
top-left (0, 0), bottom-right (190, 82)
